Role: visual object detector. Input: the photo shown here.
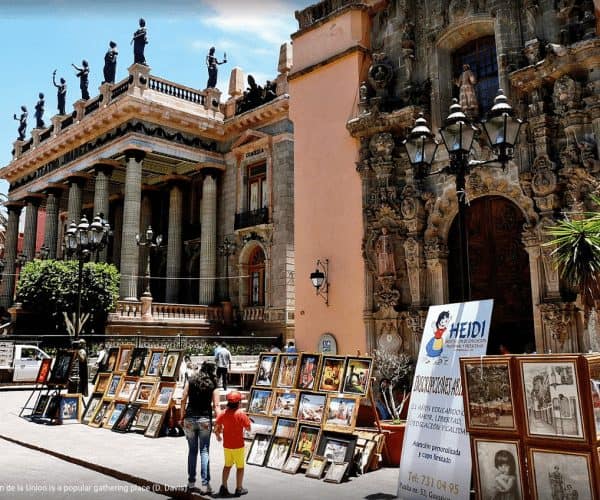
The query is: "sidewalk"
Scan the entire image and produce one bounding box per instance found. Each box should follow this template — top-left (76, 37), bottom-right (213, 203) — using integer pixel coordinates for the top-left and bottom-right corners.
top-left (0, 390), bottom-right (400, 500)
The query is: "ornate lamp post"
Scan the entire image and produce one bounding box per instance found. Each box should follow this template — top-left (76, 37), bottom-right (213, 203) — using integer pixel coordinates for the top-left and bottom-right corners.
top-left (404, 90), bottom-right (522, 301)
top-left (218, 237), bottom-right (236, 301)
top-left (64, 214), bottom-right (111, 337)
top-left (135, 225), bottom-right (162, 298)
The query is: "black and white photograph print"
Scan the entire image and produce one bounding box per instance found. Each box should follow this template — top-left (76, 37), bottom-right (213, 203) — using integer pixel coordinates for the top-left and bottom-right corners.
top-left (265, 437), bottom-right (292, 470)
top-left (247, 433), bottom-right (272, 466)
top-left (529, 449), bottom-right (593, 500)
top-left (473, 438), bottom-right (523, 500)
top-left (520, 359), bottom-right (584, 440)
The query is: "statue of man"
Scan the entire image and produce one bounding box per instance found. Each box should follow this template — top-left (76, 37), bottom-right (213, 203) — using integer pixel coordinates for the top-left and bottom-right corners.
top-left (456, 63), bottom-right (479, 117)
top-left (103, 41), bottom-right (118, 84)
top-left (72, 60), bottom-right (90, 100)
top-left (13, 106), bottom-right (27, 140)
top-left (206, 46), bottom-right (226, 88)
top-left (132, 18), bottom-right (148, 65)
top-left (34, 93), bottom-right (45, 129)
top-left (375, 227), bottom-right (396, 276)
top-left (52, 70), bottom-right (67, 115)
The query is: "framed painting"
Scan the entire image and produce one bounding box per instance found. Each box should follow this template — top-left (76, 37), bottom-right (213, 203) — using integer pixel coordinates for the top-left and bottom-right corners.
top-left (103, 347), bottom-right (119, 373)
top-left (145, 410), bottom-right (166, 438)
top-left (114, 344), bottom-right (134, 374)
top-left (305, 455), bottom-right (327, 479)
top-left (265, 437), bottom-right (292, 470)
top-left (317, 432), bottom-right (357, 464)
top-left (105, 402), bottom-right (127, 429)
top-left (324, 462), bottom-right (349, 484)
top-left (342, 357), bottom-right (372, 396)
top-left (528, 447), bottom-right (594, 500)
top-left (270, 389), bottom-right (299, 418)
top-left (112, 404), bottom-right (140, 433)
top-left (245, 415), bottom-right (274, 440)
top-left (59, 394), bottom-right (81, 421)
top-left (292, 423), bottom-right (321, 462)
top-left (89, 399), bottom-right (111, 428)
top-left (32, 395), bottom-right (50, 417)
top-left (44, 395), bottom-right (61, 419)
top-left (134, 379), bottom-right (157, 405)
top-left (323, 395), bottom-right (360, 433)
top-left (276, 354), bottom-right (300, 388)
top-left (160, 350), bottom-right (182, 380)
top-left (274, 417), bottom-right (297, 439)
top-left (580, 355), bottom-right (600, 442)
top-left (152, 381), bottom-right (176, 409)
top-left (131, 407), bottom-right (154, 433)
top-left (318, 356), bottom-right (346, 393)
top-left (35, 358), bottom-right (52, 385)
top-left (49, 350), bottom-right (76, 385)
top-left (93, 372), bottom-right (112, 396)
top-left (460, 356), bottom-right (517, 434)
top-left (115, 376), bottom-right (138, 402)
top-left (518, 356), bottom-right (586, 442)
top-left (81, 394), bottom-right (103, 424)
top-left (255, 353), bottom-right (279, 387)
top-left (296, 353), bottom-right (321, 391)
top-left (126, 347), bottom-right (148, 377)
top-left (144, 348), bottom-right (165, 377)
top-left (104, 373), bottom-right (122, 400)
top-left (471, 438), bottom-right (525, 500)
top-left (247, 433), bottom-right (272, 466)
top-left (357, 439), bottom-right (376, 473)
top-left (297, 392), bottom-right (326, 424)
top-left (281, 454), bottom-right (303, 474)
top-left (248, 388), bottom-right (273, 416)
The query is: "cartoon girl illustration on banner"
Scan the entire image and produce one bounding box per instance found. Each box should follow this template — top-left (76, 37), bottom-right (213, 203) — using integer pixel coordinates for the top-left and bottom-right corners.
top-left (426, 310), bottom-right (450, 357)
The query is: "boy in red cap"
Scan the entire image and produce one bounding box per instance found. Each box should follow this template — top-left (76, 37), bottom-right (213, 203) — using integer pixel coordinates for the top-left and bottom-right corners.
top-left (214, 390), bottom-right (251, 497)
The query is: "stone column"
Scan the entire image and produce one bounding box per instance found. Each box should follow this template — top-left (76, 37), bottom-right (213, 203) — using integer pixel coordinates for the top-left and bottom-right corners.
top-left (93, 165), bottom-right (112, 262)
top-left (199, 173), bottom-right (217, 304)
top-left (23, 198), bottom-right (41, 261)
top-left (166, 182), bottom-right (183, 303)
top-left (138, 192), bottom-right (153, 294)
top-left (67, 177), bottom-right (85, 224)
top-left (0, 204), bottom-right (23, 307)
top-left (119, 150), bottom-right (145, 300)
top-left (111, 201), bottom-right (123, 267)
top-left (43, 189), bottom-right (61, 259)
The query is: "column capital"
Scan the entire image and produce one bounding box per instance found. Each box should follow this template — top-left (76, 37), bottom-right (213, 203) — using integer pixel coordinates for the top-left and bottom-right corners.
top-left (202, 168), bottom-right (221, 180)
top-left (161, 174), bottom-right (191, 188)
top-left (93, 160), bottom-right (120, 175)
top-left (44, 183), bottom-right (67, 195)
top-left (66, 174), bottom-right (90, 187)
top-left (5, 201), bottom-right (24, 214)
top-left (24, 194), bottom-right (44, 206)
top-left (124, 148), bottom-right (146, 163)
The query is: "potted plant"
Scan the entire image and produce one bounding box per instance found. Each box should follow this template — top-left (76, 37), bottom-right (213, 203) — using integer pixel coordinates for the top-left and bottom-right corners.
top-left (373, 348), bottom-right (415, 466)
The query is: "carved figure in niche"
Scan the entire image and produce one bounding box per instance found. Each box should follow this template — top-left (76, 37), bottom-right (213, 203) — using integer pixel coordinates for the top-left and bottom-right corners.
top-left (375, 227), bottom-right (396, 277)
top-left (401, 197), bottom-right (416, 220)
top-left (52, 70), bottom-right (67, 115)
top-left (34, 93), bottom-right (45, 129)
top-left (553, 75), bottom-right (581, 114)
top-left (13, 106), bottom-right (27, 140)
top-left (455, 64), bottom-right (479, 117)
top-left (579, 140), bottom-right (600, 173)
top-left (523, 39), bottom-right (541, 66)
top-left (132, 18), bottom-right (148, 65)
top-left (103, 41), bottom-right (118, 84)
top-left (367, 53), bottom-right (393, 99)
top-left (206, 46), bottom-right (227, 89)
top-left (72, 60), bottom-right (90, 100)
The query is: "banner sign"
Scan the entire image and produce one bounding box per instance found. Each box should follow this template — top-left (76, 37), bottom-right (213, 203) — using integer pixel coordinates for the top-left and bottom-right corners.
top-left (397, 300), bottom-right (493, 500)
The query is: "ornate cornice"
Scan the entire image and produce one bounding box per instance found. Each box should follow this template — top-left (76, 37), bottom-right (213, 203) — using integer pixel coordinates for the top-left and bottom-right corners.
top-left (346, 106), bottom-right (419, 138)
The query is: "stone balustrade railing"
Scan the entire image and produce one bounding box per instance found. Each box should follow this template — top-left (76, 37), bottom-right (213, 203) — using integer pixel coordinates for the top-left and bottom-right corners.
top-left (148, 76), bottom-right (206, 105)
top-left (113, 300), bottom-right (223, 322)
top-left (241, 306), bottom-right (265, 321)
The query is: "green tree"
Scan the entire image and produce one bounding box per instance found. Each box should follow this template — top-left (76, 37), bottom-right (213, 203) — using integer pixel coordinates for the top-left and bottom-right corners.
top-left (16, 259), bottom-right (120, 335)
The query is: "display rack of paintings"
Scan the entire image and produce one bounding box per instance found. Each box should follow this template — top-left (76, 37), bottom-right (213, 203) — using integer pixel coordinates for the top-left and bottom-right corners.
top-left (460, 356), bottom-right (518, 435)
top-left (266, 436), bottom-right (292, 469)
top-left (20, 357), bottom-right (61, 419)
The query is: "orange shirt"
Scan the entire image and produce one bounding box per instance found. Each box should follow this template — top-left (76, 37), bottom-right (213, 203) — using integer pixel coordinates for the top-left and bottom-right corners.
top-left (216, 408), bottom-right (251, 449)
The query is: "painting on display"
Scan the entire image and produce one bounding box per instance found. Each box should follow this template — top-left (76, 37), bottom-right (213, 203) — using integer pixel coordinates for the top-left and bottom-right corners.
top-left (296, 353), bottom-right (321, 390)
top-left (270, 390), bottom-right (299, 418)
top-left (255, 353), bottom-right (278, 387)
top-left (297, 392), bottom-right (326, 424)
top-left (342, 357), bottom-right (372, 395)
top-left (318, 356), bottom-right (345, 393)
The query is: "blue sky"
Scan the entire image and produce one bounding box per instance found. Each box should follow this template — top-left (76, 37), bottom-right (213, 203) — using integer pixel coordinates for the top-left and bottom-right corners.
top-left (0, 0), bottom-right (314, 194)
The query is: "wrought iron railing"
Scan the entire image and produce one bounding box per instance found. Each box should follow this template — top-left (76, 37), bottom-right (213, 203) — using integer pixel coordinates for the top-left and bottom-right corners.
top-left (234, 207), bottom-right (269, 230)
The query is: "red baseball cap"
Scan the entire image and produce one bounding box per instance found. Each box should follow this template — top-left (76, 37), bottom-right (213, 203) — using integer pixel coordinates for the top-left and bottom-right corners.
top-left (226, 391), bottom-right (242, 403)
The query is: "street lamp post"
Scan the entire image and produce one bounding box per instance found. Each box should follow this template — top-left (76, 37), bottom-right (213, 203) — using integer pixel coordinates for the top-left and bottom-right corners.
top-left (135, 226), bottom-right (162, 298)
top-left (404, 90), bottom-right (522, 302)
top-left (64, 214), bottom-right (111, 338)
top-left (218, 237), bottom-right (236, 301)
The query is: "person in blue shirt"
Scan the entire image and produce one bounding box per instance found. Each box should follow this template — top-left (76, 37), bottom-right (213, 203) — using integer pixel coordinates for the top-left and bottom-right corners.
top-left (284, 341), bottom-right (297, 353)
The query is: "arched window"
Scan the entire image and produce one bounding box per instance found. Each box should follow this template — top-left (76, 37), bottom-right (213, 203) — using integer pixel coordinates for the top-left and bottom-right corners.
top-left (452, 36), bottom-right (498, 116)
top-left (248, 246), bottom-right (265, 306)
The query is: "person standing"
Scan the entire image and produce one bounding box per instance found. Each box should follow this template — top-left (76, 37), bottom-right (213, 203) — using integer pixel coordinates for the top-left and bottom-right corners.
top-left (92, 344), bottom-right (107, 383)
top-left (52, 71), bottom-right (67, 115)
top-left (284, 341), bottom-right (297, 353)
top-left (215, 342), bottom-right (231, 391)
top-left (77, 340), bottom-right (89, 397)
top-left (214, 391), bottom-right (251, 497)
top-left (180, 362), bottom-right (220, 495)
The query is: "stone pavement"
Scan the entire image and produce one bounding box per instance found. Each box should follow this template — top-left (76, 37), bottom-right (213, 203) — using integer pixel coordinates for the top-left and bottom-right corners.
top-left (0, 389), bottom-right (399, 500)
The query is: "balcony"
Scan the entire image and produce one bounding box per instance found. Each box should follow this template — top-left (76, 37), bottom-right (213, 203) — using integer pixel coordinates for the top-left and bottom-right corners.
top-left (234, 207), bottom-right (269, 230)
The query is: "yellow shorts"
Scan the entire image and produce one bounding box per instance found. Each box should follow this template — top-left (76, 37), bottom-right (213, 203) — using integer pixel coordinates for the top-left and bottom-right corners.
top-left (224, 447), bottom-right (245, 468)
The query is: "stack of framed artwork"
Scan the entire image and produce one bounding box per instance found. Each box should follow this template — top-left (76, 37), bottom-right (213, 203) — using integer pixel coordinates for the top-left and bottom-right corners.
top-left (460, 354), bottom-right (600, 500)
top-left (80, 344), bottom-right (183, 437)
top-left (245, 352), bottom-right (379, 483)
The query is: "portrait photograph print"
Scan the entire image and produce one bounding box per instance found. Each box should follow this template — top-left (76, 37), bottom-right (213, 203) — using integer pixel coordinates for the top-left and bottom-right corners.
top-left (248, 388), bottom-right (273, 415)
top-left (247, 433), bottom-right (272, 466)
top-left (270, 390), bottom-right (299, 418)
top-left (255, 353), bottom-right (278, 387)
top-left (297, 353), bottom-right (321, 390)
top-left (461, 357), bottom-right (516, 432)
top-left (318, 356), bottom-right (345, 393)
top-left (520, 358), bottom-right (585, 440)
top-left (472, 438), bottom-right (524, 500)
top-left (297, 392), bottom-right (326, 424)
top-left (529, 448), bottom-right (593, 500)
top-left (277, 354), bottom-right (300, 388)
top-left (266, 437), bottom-right (292, 470)
top-left (342, 357), bottom-right (372, 395)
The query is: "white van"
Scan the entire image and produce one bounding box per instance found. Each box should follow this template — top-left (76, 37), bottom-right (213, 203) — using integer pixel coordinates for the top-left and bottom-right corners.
top-left (0, 342), bottom-right (51, 382)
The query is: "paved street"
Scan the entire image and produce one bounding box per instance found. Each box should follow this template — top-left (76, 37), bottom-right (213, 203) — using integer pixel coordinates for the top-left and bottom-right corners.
top-left (0, 389), bottom-right (399, 500)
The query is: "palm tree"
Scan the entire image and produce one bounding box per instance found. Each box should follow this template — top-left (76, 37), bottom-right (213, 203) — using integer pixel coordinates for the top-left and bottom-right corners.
top-left (545, 198), bottom-right (600, 350)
